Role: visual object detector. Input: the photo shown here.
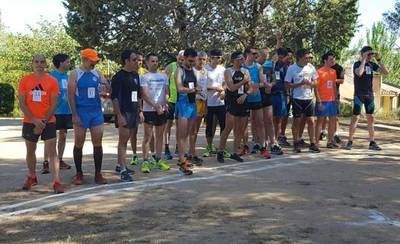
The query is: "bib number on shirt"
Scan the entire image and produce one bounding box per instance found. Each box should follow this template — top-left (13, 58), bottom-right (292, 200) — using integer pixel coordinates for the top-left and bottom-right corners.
top-left (88, 87), bottom-right (96, 98)
top-left (275, 71), bottom-right (281, 81)
top-left (238, 85), bottom-right (244, 94)
top-left (61, 79), bottom-right (68, 89)
top-left (327, 80), bottom-right (333, 89)
top-left (188, 82), bottom-right (194, 89)
top-left (365, 66), bottom-right (371, 75)
top-left (131, 91), bottom-right (138, 102)
top-left (32, 90), bottom-right (42, 102)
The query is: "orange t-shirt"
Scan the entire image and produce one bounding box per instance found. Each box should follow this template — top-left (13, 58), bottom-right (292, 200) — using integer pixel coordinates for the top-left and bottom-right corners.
top-left (18, 73), bottom-right (59, 123)
top-left (316, 67), bottom-right (337, 102)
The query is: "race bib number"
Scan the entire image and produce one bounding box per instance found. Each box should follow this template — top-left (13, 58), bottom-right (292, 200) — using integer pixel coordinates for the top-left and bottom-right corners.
top-left (188, 82), bottom-right (194, 89)
top-left (88, 87), bottom-right (96, 98)
top-left (275, 71), bottom-right (281, 80)
top-left (32, 90), bottom-right (42, 102)
top-left (238, 85), bottom-right (244, 94)
top-left (61, 79), bottom-right (68, 89)
top-left (365, 66), bottom-right (371, 75)
top-left (327, 80), bottom-right (333, 89)
top-left (131, 91), bottom-right (138, 102)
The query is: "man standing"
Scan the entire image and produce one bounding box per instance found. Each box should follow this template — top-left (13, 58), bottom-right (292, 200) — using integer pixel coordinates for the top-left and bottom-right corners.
top-left (111, 50), bottom-right (143, 182)
top-left (140, 53), bottom-right (170, 173)
top-left (163, 50), bottom-right (185, 160)
top-left (18, 54), bottom-right (64, 193)
top-left (68, 48), bottom-right (108, 185)
top-left (344, 46), bottom-right (388, 150)
top-left (203, 49), bottom-right (227, 158)
top-left (284, 49), bottom-right (320, 153)
top-left (42, 53), bottom-right (72, 174)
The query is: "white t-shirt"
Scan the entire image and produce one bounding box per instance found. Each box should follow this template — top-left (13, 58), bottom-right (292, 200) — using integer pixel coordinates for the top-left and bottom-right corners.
top-left (284, 63), bottom-right (318, 100)
top-left (193, 67), bottom-right (208, 101)
top-left (205, 64), bottom-right (225, 107)
top-left (140, 72), bottom-right (168, 111)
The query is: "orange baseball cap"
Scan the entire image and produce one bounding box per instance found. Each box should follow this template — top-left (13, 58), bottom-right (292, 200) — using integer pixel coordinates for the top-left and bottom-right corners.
top-left (80, 48), bottom-right (100, 62)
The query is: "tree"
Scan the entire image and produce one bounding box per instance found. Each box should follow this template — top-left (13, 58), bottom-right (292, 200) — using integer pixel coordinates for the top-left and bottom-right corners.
top-left (64, 0), bottom-right (358, 62)
top-left (384, 0), bottom-right (400, 36)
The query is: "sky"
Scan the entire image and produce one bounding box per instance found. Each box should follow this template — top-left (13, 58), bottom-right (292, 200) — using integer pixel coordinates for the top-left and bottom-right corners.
top-left (0, 0), bottom-right (397, 48)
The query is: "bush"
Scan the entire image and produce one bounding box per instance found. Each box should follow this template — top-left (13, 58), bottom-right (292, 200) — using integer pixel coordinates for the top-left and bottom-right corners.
top-left (0, 83), bottom-right (15, 115)
top-left (339, 102), bottom-right (353, 117)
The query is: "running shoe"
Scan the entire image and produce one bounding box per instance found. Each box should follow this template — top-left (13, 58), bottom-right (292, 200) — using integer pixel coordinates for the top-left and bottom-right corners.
top-left (260, 147), bottom-right (271, 159)
top-left (130, 155), bottom-right (139, 165)
top-left (334, 135), bottom-right (342, 144)
top-left (251, 144), bottom-right (261, 154)
top-left (344, 141), bottom-right (353, 150)
top-left (369, 141), bottom-right (382, 151)
top-left (223, 149), bottom-right (231, 158)
top-left (271, 144), bottom-right (284, 155)
top-left (319, 131), bottom-right (327, 141)
top-left (148, 156), bottom-right (157, 166)
top-left (278, 135), bottom-right (291, 146)
top-left (22, 175), bottom-right (38, 190)
top-left (120, 170), bottom-right (133, 182)
top-left (164, 151), bottom-right (173, 160)
top-left (217, 151), bottom-right (224, 163)
top-left (53, 181), bottom-right (64, 194)
top-left (59, 160), bottom-right (71, 170)
top-left (293, 141), bottom-right (301, 153)
top-left (72, 172), bottom-right (84, 185)
top-left (41, 160), bottom-right (50, 174)
top-left (327, 141), bottom-right (340, 149)
top-left (309, 143), bottom-right (321, 153)
top-left (141, 160), bottom-right (152, 173)
top-left (241, 145), bottom-right (250, 156)
top-left (156, 159), bottom-right (170, 171)
top-left (298, 139), bottom-right (310, 147)
top-left (115, 165), bottom-right (135, 174)
top-left (94, 173), bottom-right (108, 184)
top-left (210, 144), bottom-right (218, 154)
top-left (202, 145), bottom-right (212, 157)
top-left (192, 156), bottom-right (203, 166)
top-left (178, 160), bottom-right (193, 175)
top-left (230, 153), bottom-right (244, 162)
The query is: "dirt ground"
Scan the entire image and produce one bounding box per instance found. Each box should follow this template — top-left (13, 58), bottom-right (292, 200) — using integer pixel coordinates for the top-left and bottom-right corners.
top-left (0, 118), bottom-right (399, 243)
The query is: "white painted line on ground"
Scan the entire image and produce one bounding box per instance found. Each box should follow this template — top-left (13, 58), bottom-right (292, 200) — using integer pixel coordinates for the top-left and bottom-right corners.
top-left (347, 209), bottom-right (400, 227)
top-left (0, 158), bottom-right (322, 217)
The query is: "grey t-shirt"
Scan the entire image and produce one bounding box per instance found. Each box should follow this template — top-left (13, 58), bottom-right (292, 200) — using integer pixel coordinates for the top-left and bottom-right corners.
top-left (285, 63), bottom-right (318, 100)
top-left (140, 72), bottom-right (168, 111)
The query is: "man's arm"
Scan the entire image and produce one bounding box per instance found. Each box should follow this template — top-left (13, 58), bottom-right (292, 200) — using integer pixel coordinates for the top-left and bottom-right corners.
top-left (67, 71), bottom-right (78, 116)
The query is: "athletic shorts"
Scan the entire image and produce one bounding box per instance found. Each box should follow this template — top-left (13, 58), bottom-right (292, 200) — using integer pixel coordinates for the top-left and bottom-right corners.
top-left (286, 96), bottom-right (293, 117)
top-left (144, 111), bottom-right (167, 126)
top-left (196, 100), bottom-right (207, 117)
top-left (247, 102), bottom-right (263, 110)
top-left (261, 92), bottom-right (273, 107)
top-left (22, 122), bottom-right (56, 143)
top-left (166, 102), bottom-right (176, 120)
top-left (226, 100), bottom-right (249, 117)
top-left (55, 114), bottom-right (73, 130)
top-left (315, 101), bottom-right (338, 117)
top-left (77, 108), bottom-right (104, 129)
top-left (206, 105), bottom-right (226, 138)
top-left (176, 97), bottom-right (197, 120)
top-left (353, 95), bottom-right (375, 115)
top-left (272, 93), bottom-right (288, 117)
top-left (292, 99), bottom-right (314, 118)
top-left (115, 111), bottom-right (139, 129)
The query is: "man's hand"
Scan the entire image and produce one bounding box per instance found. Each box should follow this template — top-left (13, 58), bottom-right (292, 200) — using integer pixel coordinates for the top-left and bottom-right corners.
top-left (32, 118), bottom-right (46, 130)
top-left (72, 114), bottom-right (81, 127)
top-left (156, 105), bottom-right (164, 115)
top-left (317, 102), bottom-right (324, 112)
top-left (139, 111), bottom-right (144, 123)
top-left (117, 114), bottom-right (127, 128)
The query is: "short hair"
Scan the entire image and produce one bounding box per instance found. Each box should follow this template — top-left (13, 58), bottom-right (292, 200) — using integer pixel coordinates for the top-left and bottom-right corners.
top-left (32, 54), bottom-right (46, 63)
top-left (295, 48), bottom-right (310, 60)
top-left (231, 51), bottom-right (243, 60)
top-left (321, 51), bottom-right (335, 62)
top-left (52, 53), bottom-right (69, 68)
top-left (244, 47), bottom-right (256, 58)
top-left (361, 46), bottom-right (373, 54)
top-left (120, 49), bottom-right (136, 65)
top-left (197, 51), bottom-right (208, 57)
top-left (209, 48), bottom-right (222, 57)
top-left (276, 48), bottom-right (288, 56)
top-left (184, 48), bottom-right (197, 57)
top-left (286, 48), bottom-right (293, 54)
top-left (146, 53), bottom-right (158, 61)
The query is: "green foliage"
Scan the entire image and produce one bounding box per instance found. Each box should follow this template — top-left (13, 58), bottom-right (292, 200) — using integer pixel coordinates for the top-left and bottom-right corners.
top-left (339, 102), bottom-right (353, 117)
top-left (383, 0), bottom-right (400, 36)
top-left (64, 0), bottom-right (359, 62)
top-left (0, 83), bottom-right (15, 115)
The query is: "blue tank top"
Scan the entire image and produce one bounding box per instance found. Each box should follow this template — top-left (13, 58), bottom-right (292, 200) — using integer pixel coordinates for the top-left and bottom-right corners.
top-left (178, 67), bottom-right (197, 104)
top-left (75, 68), bottom-right (102, 110)
top-left (243, 62), bottom-right (261, 103)
top-left (50, 70), bottom-right (71, 115)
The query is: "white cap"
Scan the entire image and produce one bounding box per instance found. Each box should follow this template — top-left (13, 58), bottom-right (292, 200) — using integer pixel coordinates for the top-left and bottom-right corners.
top-left (178, 50), bottom-right (185, 56)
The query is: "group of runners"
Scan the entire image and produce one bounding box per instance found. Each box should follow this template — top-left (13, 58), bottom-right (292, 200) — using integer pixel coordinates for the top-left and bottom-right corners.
top-left (17, 43), bottom-right (388, 194)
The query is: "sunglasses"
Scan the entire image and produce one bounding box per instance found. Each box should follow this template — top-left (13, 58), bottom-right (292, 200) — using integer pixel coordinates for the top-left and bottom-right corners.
top-left (211, 56), bottom-right (222, 59)
top-left (252, 52), bottom-right (258, 56)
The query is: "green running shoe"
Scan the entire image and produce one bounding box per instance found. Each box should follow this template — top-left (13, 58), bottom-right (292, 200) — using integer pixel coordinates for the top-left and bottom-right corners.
top-left (156, 159), bottom-right (170, 171)
top-left (141, 160), bottom-right (151, 173)
top-left (202, 145), bottom-right (212, 157)
top-left (130, 155), bottom-right (139, 165)
top-left (223, 149), bottom-right (231, 158)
